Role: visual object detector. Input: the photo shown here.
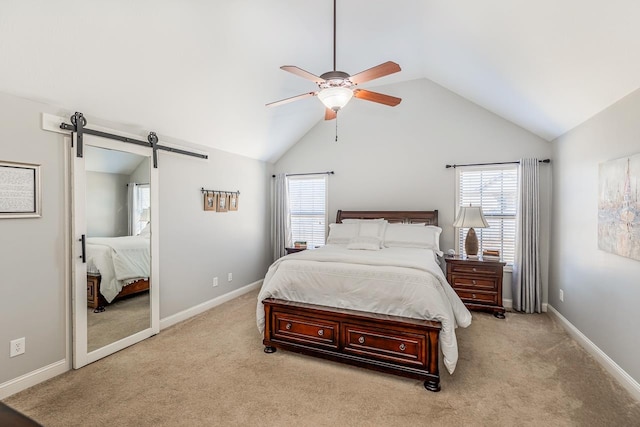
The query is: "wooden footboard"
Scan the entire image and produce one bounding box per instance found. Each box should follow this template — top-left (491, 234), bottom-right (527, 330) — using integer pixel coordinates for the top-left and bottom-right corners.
top-left (262, 298), bottom-right (442, 391)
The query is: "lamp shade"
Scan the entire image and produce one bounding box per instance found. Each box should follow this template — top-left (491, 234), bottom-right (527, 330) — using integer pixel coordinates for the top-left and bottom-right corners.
top-left (317, 87), bottom-right (353, 111)
top-left (452, 206), bottom-right (489, 229)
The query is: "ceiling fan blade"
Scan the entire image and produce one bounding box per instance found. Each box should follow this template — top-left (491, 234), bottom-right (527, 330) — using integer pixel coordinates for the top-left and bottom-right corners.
top-left (280, 66), bottom-right (326, 84)
top-left (266, 92), bottom-right (317, 107)
top-left (324, 108), bottom-right (337, 121)
top-left (349, 61), bottom-right (401, 85)
top-left (353, 89), bottom-right (402, 107)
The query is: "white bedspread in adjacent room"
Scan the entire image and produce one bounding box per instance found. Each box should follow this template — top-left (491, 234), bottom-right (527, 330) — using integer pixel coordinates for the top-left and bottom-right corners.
top-left (256, 244), bottom-right (472, 374)
top-left (86, 236), bottom-right (150, 303)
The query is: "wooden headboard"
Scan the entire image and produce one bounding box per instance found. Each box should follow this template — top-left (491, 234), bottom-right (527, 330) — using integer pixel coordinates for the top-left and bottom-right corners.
top-left (336, 210), bottom-right (438, 226)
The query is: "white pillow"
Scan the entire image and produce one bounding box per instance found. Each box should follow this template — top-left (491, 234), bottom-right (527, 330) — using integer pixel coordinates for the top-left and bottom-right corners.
top-left (383, 223), bottom-right (442, 255)
top-left (327, 223), bottom-right (359, 244)
top-left (346, 236), bottom-right (382, 250)
top-left (341, 218), bottom-right (385, 223)
top-left (358, 221), bottom-right (387, 239)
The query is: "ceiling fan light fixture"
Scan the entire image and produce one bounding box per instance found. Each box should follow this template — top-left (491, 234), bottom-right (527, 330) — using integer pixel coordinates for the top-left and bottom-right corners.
top-left (317, 86), bottom-right (353, 111)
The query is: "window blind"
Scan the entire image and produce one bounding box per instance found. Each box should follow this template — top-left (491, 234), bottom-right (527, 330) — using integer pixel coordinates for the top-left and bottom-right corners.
top-left (457, 166), bottom-right (518, 264)
top-left (288, 175), bottom-right (327, 247)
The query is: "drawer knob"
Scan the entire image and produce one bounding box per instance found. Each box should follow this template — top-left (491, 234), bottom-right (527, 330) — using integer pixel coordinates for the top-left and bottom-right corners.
top-left (472, 280), bottom-right (476, 285)
top-left (285, 323), bottom-right (292, 330)
top-left (472, 267), bottom-right (477, 272)
top-left (318, 329), bottom-right (324, 336)
top-left (358, 336), bottom-right (365, 344)
top-left (472, 294), bottom-right (477, 299)
top-left (399, 343), bottom-right (406, 351)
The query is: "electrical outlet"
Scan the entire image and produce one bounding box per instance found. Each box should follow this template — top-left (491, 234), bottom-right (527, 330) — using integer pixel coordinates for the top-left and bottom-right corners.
top-left (213, 277), bottom-right (218, 287)
top-left (10, 337), bottom-right (25, 358)
top-left (228, 273), bottom-right (233, 282)
top-left (559, 289), bottom-right (564, 302)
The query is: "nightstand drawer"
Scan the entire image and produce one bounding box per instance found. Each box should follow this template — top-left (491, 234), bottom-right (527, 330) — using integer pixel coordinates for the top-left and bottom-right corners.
top-left (454, 289), bottom-right (498, 305)
top-left (449, 275), bottom-right (497, 291)
top-left (272, 312), bottom-right (338, 349)
top-left (343, 324), bottom-right (426, 368)
top-left (448, 263), bottom-right (501, 277)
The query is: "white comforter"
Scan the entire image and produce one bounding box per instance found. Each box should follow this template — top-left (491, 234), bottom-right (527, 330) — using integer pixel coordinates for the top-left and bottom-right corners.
top-left (86, 236), bottom-right (150, 303)
top-left (256, 244), bottom-right (472, 374)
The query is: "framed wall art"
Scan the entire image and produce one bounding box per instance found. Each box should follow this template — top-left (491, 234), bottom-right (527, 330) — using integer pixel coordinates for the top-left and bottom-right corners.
top-left (216, 192), bottom-right (228, 212)
top-left (598, 153), bottom-right (640, 261)
top-left (204, 191), bottom-right (217, 211)
top-left (228, 193), bottom-right (239, 211)
top-left (0, 160), bottom-right (41, 218)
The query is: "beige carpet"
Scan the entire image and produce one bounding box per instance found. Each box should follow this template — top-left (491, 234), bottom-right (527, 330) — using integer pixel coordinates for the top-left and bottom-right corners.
top-left (87, 292), bottom-right (150, 352)
top-left (4, 290), bottom-right (640, 426)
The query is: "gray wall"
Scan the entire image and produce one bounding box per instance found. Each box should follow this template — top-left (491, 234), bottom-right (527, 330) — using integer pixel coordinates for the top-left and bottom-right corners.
top-left (275, 78), bottom-right (552, 303)
top-left (0, 93), bottom-right (67, 385)
top-left (0, 91), bottom-right (272, 387)
top-left (550, 88), bottom-right (640, 384)
top-left (86, 171), bottom-right (129, 237)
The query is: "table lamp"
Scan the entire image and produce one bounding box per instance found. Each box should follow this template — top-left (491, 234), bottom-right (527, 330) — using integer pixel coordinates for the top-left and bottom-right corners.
top-left (453, 205), bottom-right (489, 257)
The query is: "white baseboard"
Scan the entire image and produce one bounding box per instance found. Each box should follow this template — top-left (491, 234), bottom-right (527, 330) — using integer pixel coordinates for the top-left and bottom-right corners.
top-left (160, 280), bottom-right (263, 330)
top-left (0, 359), bottom-right (69, 399)
top-left (503, 298), bottom-right (548, 312)
top-left (547, 304), bottom-right (640, 401)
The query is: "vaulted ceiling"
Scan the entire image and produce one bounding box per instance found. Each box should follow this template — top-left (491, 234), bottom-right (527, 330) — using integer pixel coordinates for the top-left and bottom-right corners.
top-left (1, 1), bottom-right (639, 162)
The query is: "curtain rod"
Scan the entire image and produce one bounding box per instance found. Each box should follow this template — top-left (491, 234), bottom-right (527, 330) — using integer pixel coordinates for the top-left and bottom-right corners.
top-left (272, 171), bottom-right (334, 178)
top-left (445, 159), bottom-right (550, 169)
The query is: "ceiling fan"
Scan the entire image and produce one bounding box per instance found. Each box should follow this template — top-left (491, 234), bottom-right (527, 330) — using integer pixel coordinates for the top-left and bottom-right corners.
top-left (266, 0), bottom-right (402, 121)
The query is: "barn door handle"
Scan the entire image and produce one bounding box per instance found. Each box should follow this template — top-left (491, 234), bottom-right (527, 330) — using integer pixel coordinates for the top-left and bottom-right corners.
top-left (79, 234), bottom-right (86, 263)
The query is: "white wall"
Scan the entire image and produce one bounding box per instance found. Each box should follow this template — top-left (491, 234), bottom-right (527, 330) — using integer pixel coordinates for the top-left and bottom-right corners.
top-left (275, 78), bottom-right (552, 303)
top-left (550, 88), bottom-right (640, 384)
top-left (86, 171), bottom-right (128, 237)
top-left (0, 91), bottom-right (272, 393)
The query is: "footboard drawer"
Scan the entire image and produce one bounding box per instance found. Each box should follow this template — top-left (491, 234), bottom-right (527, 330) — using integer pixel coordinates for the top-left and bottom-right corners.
top-left (343, 324), bottom-right (426, 368)
top-left (272, 312), bottom-right (338, 349)
top-left (262, 299), bottom-right (442, 391)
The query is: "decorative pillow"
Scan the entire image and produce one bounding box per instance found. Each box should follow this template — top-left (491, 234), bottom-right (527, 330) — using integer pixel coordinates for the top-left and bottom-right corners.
top-left (383, 223), bottom-right (442, 255)
top-left (358, 221), bottom-right (387, 239)
top-left (326, 223), bottom-right (359, 244)
top-left (346, 236), bottom-right (382, 250)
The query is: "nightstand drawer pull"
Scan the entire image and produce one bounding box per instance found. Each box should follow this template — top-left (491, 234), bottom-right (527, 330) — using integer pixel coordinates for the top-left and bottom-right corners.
top-left (285, 323), bottom-right (292, 330)
top-left (472, 294), bottom-right (477, 299)
top-left (358, 336), bottom-right (365, 344)
top-left (318, 329), bottom-right (324, 336)
top-left (472, 280), bottom-right (476, 285)
top-left (399, 343), bottom-right (406, 351)
top-left (472, 267), bottom-right (477, 272)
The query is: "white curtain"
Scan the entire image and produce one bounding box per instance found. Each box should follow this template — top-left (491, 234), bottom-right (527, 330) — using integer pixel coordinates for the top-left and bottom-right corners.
top-left (127, 183), bottom-right (138, 236)
top-left (512, 158), bottom-right (541, 313)
top-left (271, 174), bottom-right (291, 261)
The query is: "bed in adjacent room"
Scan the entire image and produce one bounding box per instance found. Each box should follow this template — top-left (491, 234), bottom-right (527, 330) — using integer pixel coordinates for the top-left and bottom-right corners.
top-left (257, 210), bottom-right (471, 391)
top-left (86, 234), bottom-right (150, 310)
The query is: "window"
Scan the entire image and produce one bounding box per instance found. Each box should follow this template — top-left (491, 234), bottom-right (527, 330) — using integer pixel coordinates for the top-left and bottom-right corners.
top-left (133, 184), bottom-right (150, 235)
top-left (288, 175), bottom-right (327, 248)
top-left (456, 166), bottom-right (517, 264)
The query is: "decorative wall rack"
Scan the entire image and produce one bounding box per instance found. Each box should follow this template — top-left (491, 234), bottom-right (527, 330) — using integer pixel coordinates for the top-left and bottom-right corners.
top-left (60, 112), bottom-right (208, 168)
top-left (201, 188), bottom-right (240, 212)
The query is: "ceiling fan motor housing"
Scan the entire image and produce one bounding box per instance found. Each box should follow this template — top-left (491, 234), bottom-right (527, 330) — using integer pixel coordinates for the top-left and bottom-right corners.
top-left (319, 71), bottom-right (352, 89)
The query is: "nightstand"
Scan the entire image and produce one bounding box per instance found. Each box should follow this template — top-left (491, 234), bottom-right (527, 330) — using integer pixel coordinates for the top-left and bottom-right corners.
top-left (285, 247), bottom-right (306, 255)
top-left (445, 256), bottom-right (506, 319)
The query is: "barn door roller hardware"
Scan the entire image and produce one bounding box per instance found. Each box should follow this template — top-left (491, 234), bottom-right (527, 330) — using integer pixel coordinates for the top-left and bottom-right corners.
top-left (60, 112), bottom-right (208, 168)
